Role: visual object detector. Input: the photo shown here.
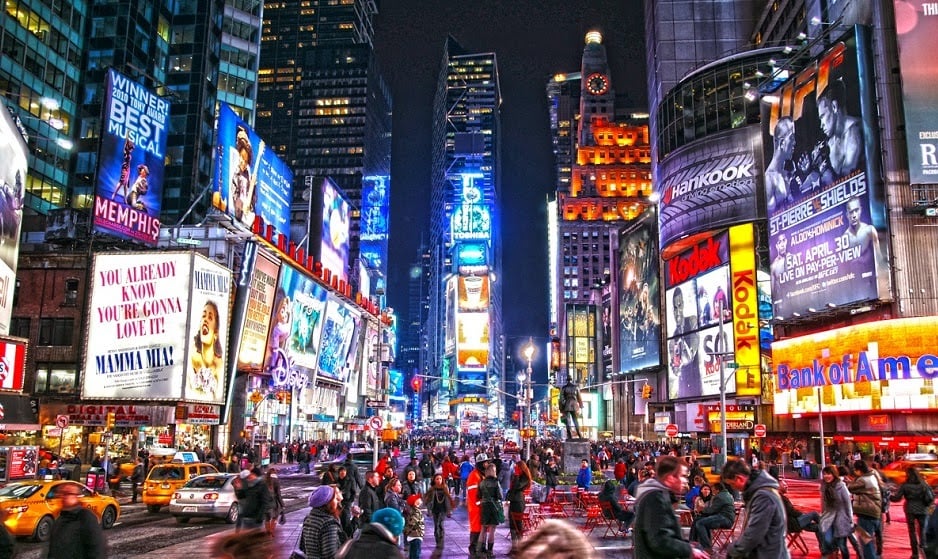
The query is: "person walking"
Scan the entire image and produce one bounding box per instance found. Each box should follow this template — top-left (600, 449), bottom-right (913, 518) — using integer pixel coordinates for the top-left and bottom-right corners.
top-left (357, 470), bottom-right (382, 524)
top-left (890, 466), bottom-right (934, 559)
top-left (721, 459), bottom-right (787, 559)
top-left (384, 477), bottom-right (406, 514)
top-left (425, 473), bottom-right (454, 547)
top-left (264, 469), bottom-right (285, 537)
top-left (848, 459), bottom-right (882, 559)
top-left (458, 455), bottom-right (474, 500)
top-left (342, 507), bottom-right (405, 559)
top-left (633, 455), bottom-right (709, 559)
top-left (466, 453), bottom-right (487, 557)
top-left (543, 456), bottom-right (560, 497)
top-left (477, 463), bottom-right (503, 559)
top-left (301, 485), bottom-right (346, 559)
top-left (820, 465), bottom-right (854, 559)
top-left (233, 467), bottom-right (273, 532)
top-left (403, 495), bottom-right (425, 559)
top-left (507, 460), bottom-right (532, 549)
top-left (401, 470), bottom-right (421, 501)
top-left (130, 457), bottom-right (144, 504)
top-left (46, 484), bottom-right (107, 559)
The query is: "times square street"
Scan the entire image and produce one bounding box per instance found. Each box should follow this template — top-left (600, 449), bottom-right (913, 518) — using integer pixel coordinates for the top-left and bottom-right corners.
top-left (5, 461), bottom-right (916, 559)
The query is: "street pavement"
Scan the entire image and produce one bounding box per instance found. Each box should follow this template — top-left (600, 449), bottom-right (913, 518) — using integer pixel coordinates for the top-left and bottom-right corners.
top-left (128, 466), bottom-right (917, 558)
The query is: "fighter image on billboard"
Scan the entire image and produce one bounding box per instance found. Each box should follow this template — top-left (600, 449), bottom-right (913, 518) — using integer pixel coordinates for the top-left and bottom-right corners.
top-left (618, 216), bottom-right (661, 373)
top-left (667, 284), bottom-right (700, 400)
top-left (763, 27), bottom-right (888, 317)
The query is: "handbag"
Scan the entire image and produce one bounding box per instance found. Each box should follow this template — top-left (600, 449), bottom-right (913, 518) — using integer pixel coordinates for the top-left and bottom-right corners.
top-left (289, 529), bottom-right (306, 559)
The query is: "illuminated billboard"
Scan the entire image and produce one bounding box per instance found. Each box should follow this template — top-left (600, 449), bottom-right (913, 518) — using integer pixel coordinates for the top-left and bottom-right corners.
top-left (264, 263), bottom-right (327, 384)
top-left (211, 103), bottom-right (293, 241)
top-left (0, 106), bottom-right (28, 335)
top-left (658, 126), bottom-right (762, 253)
top-left (234, 243), bottom-right (280, 372)
top-left (763, 26), bottom-right (889, 318)
top-left (456, 312), bottom-right (490, 372)
top-left (83, 253), bottom-right (232, 403)
top-left (894, 3), bottom-right (938, 184)
top-left (0, 336), bottom-right (27, 392)
top-left (773, 317), bottom-right (938, 415)
top-left (316, 295), bottom-right (361, 384)
top-left (565, 304), bottom-right (596, 386)
top-left (617, 214), bottom-right (661, 374)
top-left (458, 275), bottom-right (489, 312)
top-left (360, 175), bottom-right (389, 272)
top-left (451, 173), bottom-right (491, 240)
top-left (444, 276), bottom-right (456, 353)
top-left (93, 69), bottom-right (169, 246)
top-left (359, 322), bottom-right (381, 398)
top-left (728, 224), bottom-right (761, 396)
top-left (319, 178), bottom-right (350, 283)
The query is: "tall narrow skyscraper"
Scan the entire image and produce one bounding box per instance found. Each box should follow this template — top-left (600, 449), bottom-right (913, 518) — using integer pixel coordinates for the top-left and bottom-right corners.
top-left (427, 37), bottom-right (503, 421)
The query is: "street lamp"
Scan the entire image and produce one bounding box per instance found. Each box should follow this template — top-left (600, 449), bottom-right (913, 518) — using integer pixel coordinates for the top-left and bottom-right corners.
top-left (522, 340), bottom-right (535, 459)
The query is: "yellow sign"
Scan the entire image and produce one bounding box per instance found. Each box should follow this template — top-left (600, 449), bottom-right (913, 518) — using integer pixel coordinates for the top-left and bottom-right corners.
top-left (729, 224), bottom-right (761, 396)
top-left (249, 390), bottom-right (264, 404)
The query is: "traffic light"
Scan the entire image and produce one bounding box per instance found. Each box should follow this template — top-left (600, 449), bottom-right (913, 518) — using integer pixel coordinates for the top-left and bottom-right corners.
top-left (105, 412), bottom-right (115, 431)
top-left (641, 384), bottom-right (653, 399)
top-left (411, 376), bottom-right (422, 392)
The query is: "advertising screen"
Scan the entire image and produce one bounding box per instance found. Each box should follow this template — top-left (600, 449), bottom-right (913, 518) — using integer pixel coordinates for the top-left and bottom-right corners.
top-left (894, 2), bottom-right (938, 184)
top-left (211, 103), bottom-right (293, 241)
top-left (316, 296), bottom-right (361, 384)
top-left (360, 175), bottom-right (389, 272)
top-left (92, 69), bottom-right (168, 246)
top-left (359, 322), bottom-right (380, 397)
top-left (617, 215), bottom-right (661, 373)
top-left (451, 173), bottom-right (491, 241)
top-left (264, 264), bottom-right (328, 377)
top-left (458, 275), bottom-right (489, 312)
top-left (84, 253), bottom-right (191, 400)
top-left (184, 256), bottom-right (232, 403)
top-left (0, 107), bottom-right (28, 335)
top-left (763, 27), bottom-right (889, 318)
top-left (234, 244), bottom-right (280, 372)
top-left (456, 312), bottom-right (489, 372)
top-left (444, 276), bottom-right (456, 353)
top-left (773, 317), bottom-right (938, 415)
top-left (320, 178), bottom-right (350, 283)
top-left (658, 126), bottom-right (763, 252)
top-left (0, 336), bottom-right (26, 392)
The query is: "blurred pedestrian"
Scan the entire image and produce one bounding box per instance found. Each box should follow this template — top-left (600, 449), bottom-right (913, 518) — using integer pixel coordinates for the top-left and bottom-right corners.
top-left (342, 507), bottom-right (405, 559)
top-left (47, 484), bottom-right (107, 559)
top-left (264, 469), bottom-right (285, 537)
top-left (232, 467), bottom-right (272, 532)
top-left (721, 459), bottom-right (786, 559)
top-left (0, 508), bottom-right (15, 559)
top-left (514, 519), bottom-right (597, 559)
top-left (210, 529), bottom-right (273, 559)
top-left (633, 455), bottom-right (708, 559)
top-left (507, 460), bottom-right (532, 549)
top-left (890, 466), bottom-right (935, 559)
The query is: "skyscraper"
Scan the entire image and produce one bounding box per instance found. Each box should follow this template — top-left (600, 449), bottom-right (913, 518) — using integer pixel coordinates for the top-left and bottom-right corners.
top-left (255, 0), bottom-right (391, 289)
top-left (427, 37), bottom-right (503, 421)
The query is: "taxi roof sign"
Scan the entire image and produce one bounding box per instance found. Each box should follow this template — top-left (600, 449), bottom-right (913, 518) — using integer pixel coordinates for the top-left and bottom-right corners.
top-left (173, 451), bottom-right (199, 463)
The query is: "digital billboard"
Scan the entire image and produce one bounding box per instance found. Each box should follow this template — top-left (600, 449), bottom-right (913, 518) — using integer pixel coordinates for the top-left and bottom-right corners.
top-left (444, 276), bottom-right (456, 353)
top-left (359, 322), bottom-right (381, 398)
top-left (320, 178), bottom-right (350, 283)
top-left (894, 2), bottom-right (938, 184)
top-left (617, 215), bottom-right (661, 374)
top-left (316, 296), bottom-right (361, 384)
top-left (773, 317), bottom-right (938, 415)
top-left (211, 103), bottom-right (293, 241)
top-left (360, 175), bottom-right (389, 272)
top-left (92, 69), bottom-right (169, 246)
top-left (451, 173), bottom-right (491, 241)
top-left (658, 126), bottom-right (763, 253)
top-left (83, 252), bottom-right (231, 403)
top-left (456, 312), bottom-right (489, 372)
top-left (763, 26), bottom-right (889, 318)
top-left (264, 263), bottom-right (328, 380)
top-left (457, 275), bottom-right (489, 312)
top-left (234, 243), bottom-right (280, 372)
top-left (0, 336), bottom-right (26, 392)
top-left (0, 106), bottom-right (28, 335)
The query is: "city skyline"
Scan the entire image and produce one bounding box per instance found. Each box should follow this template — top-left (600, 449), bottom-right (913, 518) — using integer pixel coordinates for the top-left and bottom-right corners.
top-left (373, 0), bottom-right (646, 342)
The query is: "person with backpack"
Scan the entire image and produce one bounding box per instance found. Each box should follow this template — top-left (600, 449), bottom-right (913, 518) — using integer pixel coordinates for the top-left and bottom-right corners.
top-left (891, 466), bottom-right (935, 559)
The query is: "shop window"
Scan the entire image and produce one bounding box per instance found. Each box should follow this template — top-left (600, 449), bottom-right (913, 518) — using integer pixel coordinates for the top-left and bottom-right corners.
top-left (34, 364), bottom-right (78, 394)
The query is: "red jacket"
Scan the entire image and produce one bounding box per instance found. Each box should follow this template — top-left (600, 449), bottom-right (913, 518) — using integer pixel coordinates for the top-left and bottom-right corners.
top-left (614, 462), bottom-right (627, 481)
top-left (466, 468), bottom-right (483, 532)
top-left (442, 459), bottom-right (459, 481)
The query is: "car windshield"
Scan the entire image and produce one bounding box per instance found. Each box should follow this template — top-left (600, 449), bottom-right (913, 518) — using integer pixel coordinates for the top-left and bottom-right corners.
top-left (149, 466), bottom-right (185, 481)
top-left (0, 484), bottom-right (41, 498)
top-left (184, 476), bottom-right (229, 489)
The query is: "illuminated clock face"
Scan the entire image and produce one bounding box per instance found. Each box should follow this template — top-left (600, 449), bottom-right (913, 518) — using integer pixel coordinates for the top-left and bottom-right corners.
top-left (586, 73), bottom-right (609, 95)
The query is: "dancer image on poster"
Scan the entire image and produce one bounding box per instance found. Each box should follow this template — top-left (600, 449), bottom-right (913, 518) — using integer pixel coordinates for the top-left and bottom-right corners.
top-left (765, 117), bottom-right (795, 212)
top-left (111, 137), bottom-right (135, 202)
top-left (266, 289), bottom-right (292, 370)
top-left (231, 125), bottom-right (255, 222)
top-left (669, 287), bottom-right (701, 399)
top-left (190, 300), bottom-right (223, 400)
top-left (817, 79), bottom-right (863, 178)
top-left (126, 164), bottom-right (149, 210)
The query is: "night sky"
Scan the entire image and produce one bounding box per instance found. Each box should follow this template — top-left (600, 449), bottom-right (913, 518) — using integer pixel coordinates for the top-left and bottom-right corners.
top-left (373, 1), bottom-right (647, 346)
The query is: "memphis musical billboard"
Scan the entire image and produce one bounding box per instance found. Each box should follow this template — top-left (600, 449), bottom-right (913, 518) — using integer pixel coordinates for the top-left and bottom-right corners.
top-left (762, 26), bottom-right (890, 318)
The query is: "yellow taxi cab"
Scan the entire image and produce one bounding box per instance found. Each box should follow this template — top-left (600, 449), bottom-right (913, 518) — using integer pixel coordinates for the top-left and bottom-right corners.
top-left (142, 452), bottom-right (218, 513)
top-left (880, 454), bottom-right (938, 490)
top-left (0, 480), bottom-right (120, 542)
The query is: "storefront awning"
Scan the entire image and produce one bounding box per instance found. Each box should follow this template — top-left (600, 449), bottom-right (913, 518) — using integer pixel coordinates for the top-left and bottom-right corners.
top-left (0, 394), bottom-right (39, 430)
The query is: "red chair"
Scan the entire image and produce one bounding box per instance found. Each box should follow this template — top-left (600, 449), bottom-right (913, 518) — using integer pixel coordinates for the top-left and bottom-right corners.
top-left (597, 500), bottom-right (626, 538)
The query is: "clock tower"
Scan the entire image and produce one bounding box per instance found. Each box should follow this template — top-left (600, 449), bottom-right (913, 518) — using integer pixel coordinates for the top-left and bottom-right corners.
top-left (578, 31), bottom-right (614, 147)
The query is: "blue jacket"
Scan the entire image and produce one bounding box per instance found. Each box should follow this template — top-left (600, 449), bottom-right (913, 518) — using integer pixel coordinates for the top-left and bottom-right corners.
top-left (576, 466), bottom-right (591, 489)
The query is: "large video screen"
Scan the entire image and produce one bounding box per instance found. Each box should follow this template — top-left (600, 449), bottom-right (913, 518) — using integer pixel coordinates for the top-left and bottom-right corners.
top-left (212, 103), bottom-right (293, 241)
top-left (360, 175), bottom-right (389, 272)
top-left (316, 295), bottom-right (361, 384)
top-left (320, 178), bottom-right (350, 283)
top-left (763, 26), bottom-right (889, 318)
top-left (93, 69), bottom-right (169, 246)
top-left (894, 3), bottom-right (938, 184)
top-left (773, 317), bottom-right (938, 415)
top-left (0, 106), bottom-right (28, 335)
top-left (617, 215), bottom-right (661, 373)
top-left (264, 263), bottom-right (328, 379)
top-left (658, 126), bottom-right (763, 253)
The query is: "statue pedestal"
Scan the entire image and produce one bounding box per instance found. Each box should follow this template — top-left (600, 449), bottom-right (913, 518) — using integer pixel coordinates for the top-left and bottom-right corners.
top-left (562, 440), bottom-right (591, 476)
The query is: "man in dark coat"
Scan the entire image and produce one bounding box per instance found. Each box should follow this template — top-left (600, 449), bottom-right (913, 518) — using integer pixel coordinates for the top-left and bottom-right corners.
top-left (633, 455), bottom-right (709, 559)
top-left (343, 507), bottom-right (405, 559)
top-left (233, 467), bottom-right (272, 531)
top-left (47, 484), bottom-right (107, 558)
top-left (357, 470), bottom-right (383, 524)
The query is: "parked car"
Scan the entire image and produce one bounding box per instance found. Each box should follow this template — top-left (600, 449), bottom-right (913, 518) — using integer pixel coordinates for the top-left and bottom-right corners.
top-left (0, 480), bottom-right (119, 541)
top-left (169, 473), bottom-right (239, 524)
top-left (142, 454), bottom-right (218, 513)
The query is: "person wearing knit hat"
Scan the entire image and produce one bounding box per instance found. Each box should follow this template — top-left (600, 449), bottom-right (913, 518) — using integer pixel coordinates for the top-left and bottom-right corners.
top-left (340, 507), bottom-right (405, 559)
top-left (300, 485), bottom-right (344, 559)
top-left (403, 495), bottom-right (425, 559)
